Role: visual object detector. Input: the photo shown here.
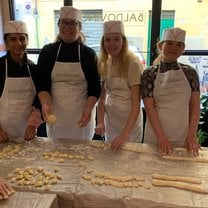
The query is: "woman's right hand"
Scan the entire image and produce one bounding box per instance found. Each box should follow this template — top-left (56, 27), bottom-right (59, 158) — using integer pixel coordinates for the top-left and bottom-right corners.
top-left (95, 123), bottom-right (105, 137)
top-left (158, 136), bottom-right (173, 155)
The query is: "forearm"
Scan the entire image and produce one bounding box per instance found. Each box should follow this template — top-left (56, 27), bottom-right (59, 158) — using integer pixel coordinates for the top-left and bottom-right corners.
top-left (121, 86), bottom-right (140, 138)
top-left (97, 104), bottom-right (105, 125)
top-left (121, 104), bottom-right (139, 138)
top-left (85, 96), bottom-right (98, 112)
top-left (96, 88), bottom-right (106, 124)
top-left (144, 97), bottom-right (167, 141)
top-left (187, 92), bottom-right (200, 137)
top-left (38, 91), bottom-right (52, 107)
top-left (37, 91), bottom-right (53, 121)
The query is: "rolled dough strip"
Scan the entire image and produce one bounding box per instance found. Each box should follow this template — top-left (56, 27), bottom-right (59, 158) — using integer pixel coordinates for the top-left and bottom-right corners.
top-left (152, 173), bottom-right (201, 184)
top-left (122, 144), bottom-right (151, 153)
top-left (152, 179), bottom-right (208, 194)
top-left (162, 155), bottom-right (208, 163)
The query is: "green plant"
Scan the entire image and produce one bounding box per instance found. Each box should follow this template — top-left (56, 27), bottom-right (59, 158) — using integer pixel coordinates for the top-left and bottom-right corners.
top-left (197, 94), bottom-right (208, 144)
top-left (200, 94), bottom-right (208, 111)
top-left (197, 129), bottom-right (208, 145)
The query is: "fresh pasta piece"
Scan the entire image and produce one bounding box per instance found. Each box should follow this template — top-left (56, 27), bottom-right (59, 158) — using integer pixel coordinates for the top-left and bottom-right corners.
top-left (58, 158), bottom-right (64, 163)
top-left (87, 155), bottom-right (94, 161)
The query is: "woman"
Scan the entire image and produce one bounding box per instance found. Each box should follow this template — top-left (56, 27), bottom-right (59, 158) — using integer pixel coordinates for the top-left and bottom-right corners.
top-left (36, 6), bottom-right (101, 139)
top-left (0, 20), bottom-right (42, 142)
top-left (142, 27), bottom-right (200, 155)
top-left (95, 21), bottom-right (143, 150)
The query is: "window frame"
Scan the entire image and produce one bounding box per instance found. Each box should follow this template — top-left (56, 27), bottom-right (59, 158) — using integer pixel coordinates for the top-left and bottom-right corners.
top-left (8, 0), bottom-right (208, 65)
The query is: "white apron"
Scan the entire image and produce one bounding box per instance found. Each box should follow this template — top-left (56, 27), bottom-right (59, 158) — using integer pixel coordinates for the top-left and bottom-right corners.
top-left (0, 59), bottom-right (36, 138)
top-left (105, 62), bottom-right (143, 142)
top-left (144, 64), bottom-right (191, 146)
top-left (47, 44), bottom-right (95, 139)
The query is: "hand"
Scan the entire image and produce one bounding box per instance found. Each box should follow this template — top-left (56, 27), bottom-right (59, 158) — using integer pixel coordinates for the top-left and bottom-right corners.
top-left (95, 123), bottom-right (105, 137)
top-left (158, 136), bottom-right (173, 155)
top-left (110, 134), bottom-right (128, 150)
top-left (0, 178), bottom-right (13, 200)
top-left (185, 136), bottom-right (200, 156)
top-left (28, 107), bottom-right (43, 128)
top-left (77, 108), bottom-right (91, 127)
top-left (24, 125), bottom-right (36, 140)
top-left (0, 128), bottom-right (9, 143)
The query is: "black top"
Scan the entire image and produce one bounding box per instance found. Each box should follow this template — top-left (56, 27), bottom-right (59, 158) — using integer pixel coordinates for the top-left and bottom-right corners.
top-left (0, 52), bottom-right (41, 108)
top-left (36, 40), bottom-right (101, 99)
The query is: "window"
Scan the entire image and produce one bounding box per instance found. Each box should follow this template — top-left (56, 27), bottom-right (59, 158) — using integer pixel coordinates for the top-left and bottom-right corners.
top-left (12, 0), bottom-right (153, 66)
top-left (5, 0), bottom-right (208, 83)
top-left (161, 0), bottom-right (208, 94)
top-left (0, 2), bottom-right (6, 57)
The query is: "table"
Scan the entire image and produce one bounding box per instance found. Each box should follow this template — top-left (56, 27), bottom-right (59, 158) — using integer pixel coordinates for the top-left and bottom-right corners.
top-left (0, 191), bottom-right (58, 208)
top-left (0, 137), bottom-right (208, 208)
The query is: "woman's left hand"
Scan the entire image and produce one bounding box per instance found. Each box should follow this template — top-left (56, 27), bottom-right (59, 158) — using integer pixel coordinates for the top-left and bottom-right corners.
top-left (78, 109), bottom-right (91, 127)
top-left (185, 136), bottom-right (200, 156)
top-left (110, 135), bottom-right (128, 150)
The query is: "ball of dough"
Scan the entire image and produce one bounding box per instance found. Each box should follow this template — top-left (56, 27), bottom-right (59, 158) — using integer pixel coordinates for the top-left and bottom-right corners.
top-left (47, 114), bottom-right (57, 125)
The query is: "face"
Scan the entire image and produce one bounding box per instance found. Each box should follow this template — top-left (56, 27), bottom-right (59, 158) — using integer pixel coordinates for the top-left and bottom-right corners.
top-left (58, 19), bottom-right (80, 43)
top-left (5, 33), bottom-right (28, 57)
top-left (159, 40), bottom-right (185, 62)
top-left (103, 33), bottom-right (124, 58)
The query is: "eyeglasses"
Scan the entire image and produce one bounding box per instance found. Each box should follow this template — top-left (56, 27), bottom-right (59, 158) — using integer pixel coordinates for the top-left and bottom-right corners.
top-left (58, 20), bottom-right (79, 29)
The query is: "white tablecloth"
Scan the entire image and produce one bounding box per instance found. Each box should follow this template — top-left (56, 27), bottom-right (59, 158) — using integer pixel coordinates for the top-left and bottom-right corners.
top-left (0, 191), bottom-right (58, 208)
top-left (0, 137), bottom-right (208, 208)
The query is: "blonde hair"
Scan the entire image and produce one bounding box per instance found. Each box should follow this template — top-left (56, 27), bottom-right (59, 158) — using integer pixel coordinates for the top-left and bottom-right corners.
top-left (152, 40), bottom-right (162, 66)
top-left (98, 35), bottom-right (138, 78)
top-left (153, 54), bottom-right (162, 66)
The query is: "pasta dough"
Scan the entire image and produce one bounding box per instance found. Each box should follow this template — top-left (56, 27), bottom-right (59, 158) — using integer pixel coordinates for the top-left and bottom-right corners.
top-left (0, 145), bottom-right (21, 159)
top-left (152, 173), bottom-right (201, 184)
top-left (152, 179), bottom-right (208, 194)
top-left (46, 114), bottom-right (57, 125)
top-left (82, 170), bottom-right (148, 189)
top-left (162, 155), bottom-right (208, 163)
top-left (89, 140), bottom-right (151, 153)
top-left (42, 151), bottom-right (87, 163)
top-left (8, 166), bottom-right (62, 189)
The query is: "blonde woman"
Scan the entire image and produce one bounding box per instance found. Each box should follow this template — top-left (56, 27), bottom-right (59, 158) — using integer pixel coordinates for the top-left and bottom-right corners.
top-left (95, 21), bottom-right (143, 150)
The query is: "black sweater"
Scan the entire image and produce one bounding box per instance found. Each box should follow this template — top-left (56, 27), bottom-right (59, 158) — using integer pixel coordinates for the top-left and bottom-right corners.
top-left (36, 40), bottom-right (101, 99)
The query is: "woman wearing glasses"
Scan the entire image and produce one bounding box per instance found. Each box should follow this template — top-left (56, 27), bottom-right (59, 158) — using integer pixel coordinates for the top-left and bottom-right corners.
top-left (37, 6), bottom-right (101, 139)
